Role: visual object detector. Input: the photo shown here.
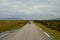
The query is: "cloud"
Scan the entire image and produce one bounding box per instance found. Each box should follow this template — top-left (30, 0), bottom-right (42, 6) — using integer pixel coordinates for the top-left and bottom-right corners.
top-left (0, 0), bottom-right (60, 20)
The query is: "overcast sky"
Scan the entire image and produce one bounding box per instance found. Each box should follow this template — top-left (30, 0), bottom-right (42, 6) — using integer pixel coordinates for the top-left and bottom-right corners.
top-left (0, 0), bottom-right (60, 20)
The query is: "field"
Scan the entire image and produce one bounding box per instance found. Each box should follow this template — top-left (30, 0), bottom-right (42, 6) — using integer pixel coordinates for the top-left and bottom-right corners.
top-left (34, 20), bottom-right (60, 40)
top-left (0, 20), bottom-right (29, 33)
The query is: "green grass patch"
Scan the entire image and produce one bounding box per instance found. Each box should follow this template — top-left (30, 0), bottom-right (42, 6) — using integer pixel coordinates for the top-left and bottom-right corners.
top-left (35, 22), bottom-right (60, 40)
top-left (0, 20), bottom-right (29, 33)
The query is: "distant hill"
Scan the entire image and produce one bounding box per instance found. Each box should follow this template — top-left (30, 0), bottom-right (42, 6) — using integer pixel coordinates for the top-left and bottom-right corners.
top-left (0, 17), bottom-right (23, 20)
top-left (50, 18), bottom-right (60, 20)
top-left (54, 18), bottom-right (60, 20)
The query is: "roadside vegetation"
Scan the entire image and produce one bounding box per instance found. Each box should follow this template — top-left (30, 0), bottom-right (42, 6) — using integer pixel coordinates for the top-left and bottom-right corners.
top-left (33, 20), bottom-right (60, 40)
top-left (0, 20), bottom-right (29, 33)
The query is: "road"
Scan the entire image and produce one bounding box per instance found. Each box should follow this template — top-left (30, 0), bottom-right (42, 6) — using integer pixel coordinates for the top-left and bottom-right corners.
top-left (0, 22), bottom-right (54, 40)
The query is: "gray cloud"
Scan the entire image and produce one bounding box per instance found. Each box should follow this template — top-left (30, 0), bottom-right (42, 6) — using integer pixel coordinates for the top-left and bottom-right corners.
top-left (0, 0), bottom-right (60, 20)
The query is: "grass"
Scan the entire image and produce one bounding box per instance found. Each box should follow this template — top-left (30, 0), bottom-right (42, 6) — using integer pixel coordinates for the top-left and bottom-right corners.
top-left (35, 22), bottom-right (60, 40)
top-left (0, 20), bottom-right (29, 33)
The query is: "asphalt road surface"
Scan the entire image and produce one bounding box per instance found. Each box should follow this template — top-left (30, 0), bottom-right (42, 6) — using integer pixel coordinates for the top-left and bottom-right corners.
top-left (0, 22), bottom-right (54, 40)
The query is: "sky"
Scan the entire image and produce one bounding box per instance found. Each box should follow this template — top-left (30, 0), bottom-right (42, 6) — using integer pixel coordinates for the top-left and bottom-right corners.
top-left (0, 0), bottom-right (60, 20)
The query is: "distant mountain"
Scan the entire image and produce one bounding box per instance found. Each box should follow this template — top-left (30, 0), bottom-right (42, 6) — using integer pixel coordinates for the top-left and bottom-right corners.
top-left (50, 18), bottom-right (60, 20)
top-left (54, 18), bottom-right (60, 20)
top-left (0, 17), bottom-right (23, 20)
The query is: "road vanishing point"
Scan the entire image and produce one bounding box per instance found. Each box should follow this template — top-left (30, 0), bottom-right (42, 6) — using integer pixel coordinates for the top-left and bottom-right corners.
top-left (0, 22), bottom-right (54, 40)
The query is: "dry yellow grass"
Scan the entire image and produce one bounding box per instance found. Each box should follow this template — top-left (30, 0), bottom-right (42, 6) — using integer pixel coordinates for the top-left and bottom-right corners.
top-left (0, 20), bottom-right (29, 33)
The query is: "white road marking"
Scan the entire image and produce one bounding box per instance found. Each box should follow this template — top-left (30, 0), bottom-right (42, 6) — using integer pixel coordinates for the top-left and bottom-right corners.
top-left (0, 33), bottom-right (9, 38)
top-left (44, 32), bottom-right (50, 38)
top-left (39, 28), bottom-right (42, 30)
